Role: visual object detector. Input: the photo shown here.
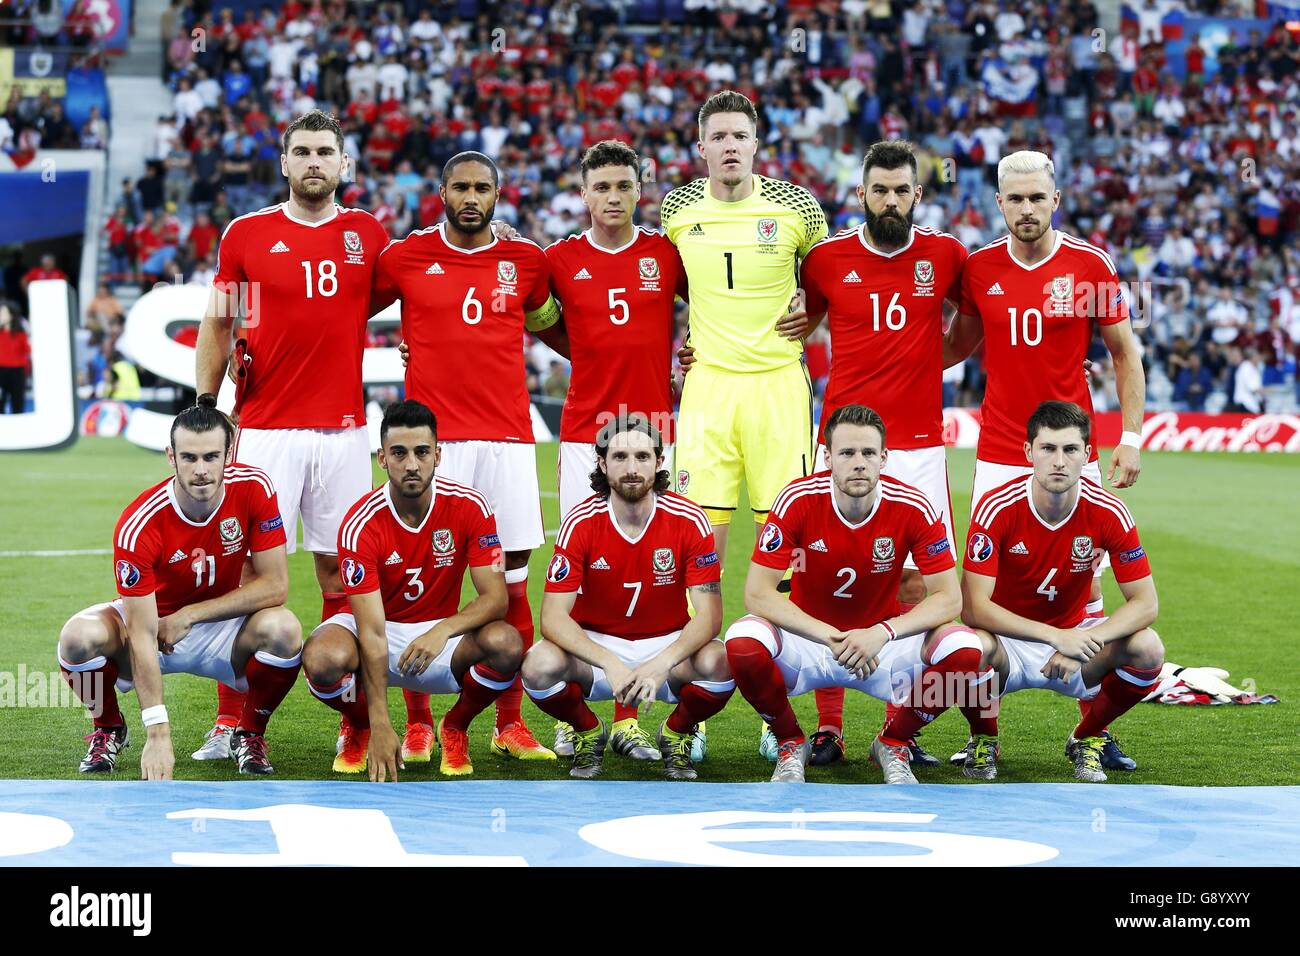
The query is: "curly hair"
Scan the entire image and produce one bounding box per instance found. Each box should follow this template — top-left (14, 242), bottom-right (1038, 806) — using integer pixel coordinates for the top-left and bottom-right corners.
top-left (588, 413), bottom-right (671, 497)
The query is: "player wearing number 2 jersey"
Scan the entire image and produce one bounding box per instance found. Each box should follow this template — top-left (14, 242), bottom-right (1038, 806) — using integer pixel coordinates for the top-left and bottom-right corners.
top-left (374, 152), bottom-right (566, 762)
top-left (958, 402), bottom-right (1163, 783)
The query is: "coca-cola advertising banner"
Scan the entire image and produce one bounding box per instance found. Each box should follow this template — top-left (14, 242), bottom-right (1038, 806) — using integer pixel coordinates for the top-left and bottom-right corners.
top-left (941, 409), bottom-right (1300, 453)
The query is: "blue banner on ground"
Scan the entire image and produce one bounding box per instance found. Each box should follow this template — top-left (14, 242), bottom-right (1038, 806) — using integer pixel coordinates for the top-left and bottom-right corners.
top-left (3, 781), bottom-right (1296, 866)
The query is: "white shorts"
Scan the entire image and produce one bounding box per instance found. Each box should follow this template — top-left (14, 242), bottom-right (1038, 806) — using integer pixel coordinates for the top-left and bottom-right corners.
top-left (64, 600), bottom-right (249, 692)
top-left (558, 441), bottom-right (676, 522)
top-left (233, 425), bottom-right (372, 555)
top-left (437, 440), bottom-right (543, 552)
top-left (724, 617), bottom-right (925, 703)
top-left (816, 443), bottom-right (953, 571)
top-left (578, 629), bottom-right (684, 704)
top-left (971, 458), bottom-right (1108, 573)
top-left (995, 618), bottom-right (1107, 701)
top-left (322, 612), bottom-right (470, 695)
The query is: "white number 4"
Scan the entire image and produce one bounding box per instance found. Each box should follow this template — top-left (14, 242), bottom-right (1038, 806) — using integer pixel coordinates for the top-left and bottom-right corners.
top-left (1036, 568), bottom-right (1059, 602)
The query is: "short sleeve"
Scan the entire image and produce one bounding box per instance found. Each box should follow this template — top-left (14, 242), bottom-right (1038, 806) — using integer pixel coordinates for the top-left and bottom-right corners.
top-left (467, 507), bottom-right (501, 568)
top-left (944, 238), bottom-right (968, 307)
top-left (1088, 253), bottom-right (1129, 327)
top-left (751, 507), bottom-right (798, 571)
top-left (112, 523), bottom-right (158, 600)
top-left (670, 242), bottom-right (689, 301)
top-left (958, 259), bottom-right (979, 318)
top-left (909, 510), bottom-right (956, 575)
top-left (962, 515), bottom-right (1000, 578)
top-left (339, 526), bottom-right (381, 596)
top-left (544, 521), bottom-right (584, 594)
top-left (796, 190), bottom-right (829, 259)
top-left (800, 247), bottom-right (828, 319)
top-left (684, 524), bottom-right (721, 587)
top-left (1105, 518), bottom-right (1150, 583)
top-left (523, 246), bottom-right (552, 312)
top-left (249, 485), bottom-right (287, 552)
top-left (213, 218), bottom-right (247, 291)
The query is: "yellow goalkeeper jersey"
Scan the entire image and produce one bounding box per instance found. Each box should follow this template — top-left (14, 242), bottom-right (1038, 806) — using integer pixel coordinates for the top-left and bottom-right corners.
top-left (661, 174), bottom-right (827, 373)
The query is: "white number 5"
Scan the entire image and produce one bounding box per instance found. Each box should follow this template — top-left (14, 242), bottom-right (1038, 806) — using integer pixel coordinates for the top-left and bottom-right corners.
top-left (608, 288), bottom-right (629, 325)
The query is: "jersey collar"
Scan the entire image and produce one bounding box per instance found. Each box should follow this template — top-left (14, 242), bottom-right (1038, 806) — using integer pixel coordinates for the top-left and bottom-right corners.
top-left (857, 223), bottom-right (915, 258)
top-left (1025, 475), bottom-right (1080, 531)
top-left (829, 473), bottom-right (882, 530)
top-left (437, 220), bottom-right (499, 254)
top-left (167, 478), bottom-right (225, 527)
top-left (583, 227), bottom-right (641, 255)
top-left (280, 202), bottom-right (339, 228)
top-left (1004, 231), bottom-right (1063, 271)
top-left (607, 493), bottom-right (657, 545)
top-left (384, 479), bottom-right (437, 533)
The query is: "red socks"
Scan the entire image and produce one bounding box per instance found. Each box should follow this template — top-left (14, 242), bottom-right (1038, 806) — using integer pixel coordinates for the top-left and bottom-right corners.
top-left (495, 576), bottom-right (534, 731)
top-left (726, 635), bottom-right (803, 743)
top-left (614, 700), bottom-right (639, 723)
top-left (880, 640), bottom-right (983, 746)
top-left (59, 657), bottom-right (123, 728)
top-left (403, 687), bottom-right (433, 726)
top-left (526, 680), bottom-right (598, 732)
top-left (444, 663), bottom-right (515, 732)
top-left (321, 591), bottom-right (349, 622)
top-left (307, 672), bottom-right (371, 729)
top-left (1074, 666), bottom-right (1161, 739)
top-left (666, 681), bottom-right (734, 734)
top-left (238, 652), bottom-right (301, 735)
top-left (216, 681), bottom-right (245, 729)
top-left (961, 674), bottom-right (1000, 736)
top-left (815, 687), bottom-right (844, 733)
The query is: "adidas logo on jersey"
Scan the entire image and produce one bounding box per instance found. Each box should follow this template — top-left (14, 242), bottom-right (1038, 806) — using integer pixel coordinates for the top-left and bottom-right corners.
top-left (168, 549), bottom-right (188, 564)
top-left (1010, 541), bottom-right (1030, 555)
top-left (987, 282), bottom-right (1005, 295)
top-left (573, 268), bottom-right (592, 280)
top-left (843, 270), bottom-right (862, 284)
top-left (425, 262), bottom-right (444, 275)
top-left (590, 556), bottom-right (610, 570)
top-left (809, 539), bottom-right (828, 552)
top-left (269, 240), bottom-right (290, 253)
top-left (688, 224), bottom-right (705, 236)
top-left (385, 551), bottom-right (402, 565)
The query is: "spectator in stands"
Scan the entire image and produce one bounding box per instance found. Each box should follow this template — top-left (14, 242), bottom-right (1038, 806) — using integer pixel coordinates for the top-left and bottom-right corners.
top-left (86, 284), bottom-right (125, 331)
top-left (1173, 352), bottom-right (1214, 412)
top-left (137, 161), bottom-right (165, 213)
top-left (0, 301), bottom-right (29, 415)
top-left (104, 205), bottom-right (132, 281)
top-left (542, 359), bottom-right (570, 401)
top-left (1230, 346), bottom-right (1265, 414)
top-left (173, 77), bottom-right (203, 125)
top-left (37, 101), bottom-right (77, 149)
top-left (21, 254), bottom-right (67, 301)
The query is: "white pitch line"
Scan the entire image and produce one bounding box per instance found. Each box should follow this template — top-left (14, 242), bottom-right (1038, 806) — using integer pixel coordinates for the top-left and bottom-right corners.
top-left (0, 549), bottom-right (112, 558)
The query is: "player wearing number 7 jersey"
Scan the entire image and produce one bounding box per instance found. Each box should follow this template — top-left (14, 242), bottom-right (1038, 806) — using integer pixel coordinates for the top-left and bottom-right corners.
top-left (958, 402), bottom-right (1164, 783)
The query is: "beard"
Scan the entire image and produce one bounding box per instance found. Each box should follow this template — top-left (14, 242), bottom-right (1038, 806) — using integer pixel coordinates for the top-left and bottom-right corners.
top-left (612, 475), bottom-right (653, 504)
top-left (864, 206), bottom-right (912, 247)
top-left (450, 201), bottom-right (496, 234)
top-left (290, 171), bottom-right (340, 202)
top-left (1011, 216), bottom-right (1049, 242)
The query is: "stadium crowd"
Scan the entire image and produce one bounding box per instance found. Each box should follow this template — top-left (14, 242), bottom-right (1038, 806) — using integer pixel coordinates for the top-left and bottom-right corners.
top-left (75, 0), bottom-right (1300, 413)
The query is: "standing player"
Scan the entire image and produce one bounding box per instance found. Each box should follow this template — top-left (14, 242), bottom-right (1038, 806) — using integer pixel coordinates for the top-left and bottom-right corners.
top-left (375, 151), bottom-right (567, 760)
top-left (944, 150), bottom-right (1148, 770)
top-left (300, 401), bottom-right (524, 779)
top-left (723, 404), bottom-right (978, 784)
top-left (544, 140), bottom-right (689, 762)
top-left (56, 404), bottom-right (302, 778)
top-left (524, 415), bottom-right (733, 780)
top-left (192, 109), bottom-right (399, 762)
top-left (958, 401), bottom-right (1163, 781)
top-left (796, 140), bottom-right (968, 766)
top-left (661, 89), bottom-right (826, 572)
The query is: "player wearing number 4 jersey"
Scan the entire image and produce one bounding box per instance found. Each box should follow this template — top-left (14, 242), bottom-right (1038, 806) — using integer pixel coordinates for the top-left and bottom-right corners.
top-left (301, 401), bottom-right (525, 780)
top-left (526, 415), bottom-right (734, 781)
top-left (194, 110), bottom-right (389, 761)
top-left (374, 152), bottom-right (567, 761)
top-left (954, 402), bottom-right (1163, 783)
top-left (57, 406), bottom-right (302, 778)
top-left (724, 404), bottom-right (986, 785)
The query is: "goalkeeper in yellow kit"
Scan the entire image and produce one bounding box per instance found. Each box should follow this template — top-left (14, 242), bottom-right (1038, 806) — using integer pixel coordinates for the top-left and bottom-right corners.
top-left (662, 90), bottom-right (827, 561)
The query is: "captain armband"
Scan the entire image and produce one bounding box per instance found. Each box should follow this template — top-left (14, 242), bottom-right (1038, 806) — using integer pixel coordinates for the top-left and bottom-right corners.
top-left (524, 295), bottom-right (562, 332)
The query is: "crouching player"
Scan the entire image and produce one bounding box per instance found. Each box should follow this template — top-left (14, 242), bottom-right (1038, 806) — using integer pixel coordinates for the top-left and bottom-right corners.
top-left (301, 401), bottom-right (521, 780)
top-left (57, 403), bottom-right (302, 777)
top-left (525, 415), bottom-right (733, 780)
top-left (959, 400), bottom-right (1163, 782)
top-left (724, 404), bottom-right (985, 784)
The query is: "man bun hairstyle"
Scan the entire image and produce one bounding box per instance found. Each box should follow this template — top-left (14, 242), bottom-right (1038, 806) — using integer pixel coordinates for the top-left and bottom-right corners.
top-left (1026, 400), bottom-right (1091, 444)
top-left (380, 399), bottom-right (438, 445)
top-left (171, 402), bottom-right (235, 451)
top-left (589, 412), bottom-right (671, 497)
top-left (823, 403), bottom-right (887, 450)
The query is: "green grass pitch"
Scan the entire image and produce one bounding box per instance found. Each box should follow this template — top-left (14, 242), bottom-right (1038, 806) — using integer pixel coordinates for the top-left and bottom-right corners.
top-left (1, 437), bottom-right (1295, 785)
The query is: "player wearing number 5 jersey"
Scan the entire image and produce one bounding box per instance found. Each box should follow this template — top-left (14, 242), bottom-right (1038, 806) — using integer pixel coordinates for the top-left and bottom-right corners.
top-left (661, 90), bottom-right (827, 562)
top-left (958, 402), bottom-right (1164, 783)
top-left (374, 152), bottom-right (566, 762)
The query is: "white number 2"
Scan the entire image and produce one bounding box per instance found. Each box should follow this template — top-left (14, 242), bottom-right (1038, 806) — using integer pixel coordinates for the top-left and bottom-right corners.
top-left (1036, 568), bottom-right (1059, 602)
top-left (623, 581), bottom-right (642, 616)
top-left (832, 567), bottom-right (856, 599)
top-left (403, 568), bottom-right (424, 602)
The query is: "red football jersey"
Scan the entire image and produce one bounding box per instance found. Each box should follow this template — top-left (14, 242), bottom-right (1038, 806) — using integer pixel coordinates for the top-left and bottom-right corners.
top-left (375, 223), bottom-right (551, 442)
top-left (752, 473), bottom-right (955, 631)
top-left (958, 232), bottom-right (1129, 465)
top-left (337, 476), bottom-right (501, 623)
top-left (213, 203), bottom-right (390, 430)
top-left (112, 465), bottom-right (287, 617)
top-left (544, 492), bottom-right (720, 640)
top-left (546, 227), bottom-right (686, 444)
top-left (964, 476), bottom-right (1151, 628)
top-left (802, 226), bottom-right (967, 449)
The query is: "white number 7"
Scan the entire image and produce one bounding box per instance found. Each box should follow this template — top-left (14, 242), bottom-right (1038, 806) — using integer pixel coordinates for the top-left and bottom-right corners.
top-left (623, 581), bottom-right (642, 617)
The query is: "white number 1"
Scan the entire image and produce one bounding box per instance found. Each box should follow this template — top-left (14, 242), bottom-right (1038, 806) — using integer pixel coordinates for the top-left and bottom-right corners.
top-left (192, 555), bottom-right (215, 587)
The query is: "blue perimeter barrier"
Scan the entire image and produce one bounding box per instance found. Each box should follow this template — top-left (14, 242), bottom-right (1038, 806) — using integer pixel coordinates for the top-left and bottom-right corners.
top-left (3, 781), bottom-right (1296, 866)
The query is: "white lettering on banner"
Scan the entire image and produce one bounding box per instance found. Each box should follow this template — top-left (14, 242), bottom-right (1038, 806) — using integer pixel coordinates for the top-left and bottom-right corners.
top-left (579, 810), bottom-right (1060, 866)
top-left (0, 280), bottom-right (76, 451)
top-left (165, 805), bottom-right (526, 866)
top-left (1140, 412), bottom-right (1300, 453)
top-left (0, 811), bottom-right (74, 857)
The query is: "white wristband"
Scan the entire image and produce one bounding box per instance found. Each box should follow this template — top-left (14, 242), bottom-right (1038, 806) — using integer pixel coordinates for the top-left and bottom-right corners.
top-left (1119, 431), bottom-right (1142, 449)
top-left (141, 705), bottom-right (169, 727)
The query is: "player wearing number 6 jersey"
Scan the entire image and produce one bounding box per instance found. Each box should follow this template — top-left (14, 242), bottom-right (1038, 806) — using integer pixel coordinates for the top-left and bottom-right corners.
top-left (958, 402), bottom-right (1163, 783)
top-left (301, 401), bottom-right (525, 779)
top-left (526, 415), bottom-right (734, 781)
top-left (374, 152), bottom-right (567, 762)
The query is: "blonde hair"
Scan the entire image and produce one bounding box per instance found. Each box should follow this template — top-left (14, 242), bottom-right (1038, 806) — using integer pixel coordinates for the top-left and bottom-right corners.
top-left (996, 150), bottom-right (1056, 192)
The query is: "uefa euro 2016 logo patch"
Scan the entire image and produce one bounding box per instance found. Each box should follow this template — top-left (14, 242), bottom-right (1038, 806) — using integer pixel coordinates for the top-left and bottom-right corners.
top-left (967, 533), bottom-right (993, 563)
top-left (116, 560), bottom-right (140, 589)
top-left (758, 523), bottom-right (783, 553)
top-left (341, 557), bottom-right (365, 587)
top-left (547, 553), bottom-right (570, 583)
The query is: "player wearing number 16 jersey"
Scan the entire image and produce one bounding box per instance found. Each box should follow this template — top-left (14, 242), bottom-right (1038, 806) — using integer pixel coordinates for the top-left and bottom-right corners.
top-left (374, 152), bottom-right (565, 761)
